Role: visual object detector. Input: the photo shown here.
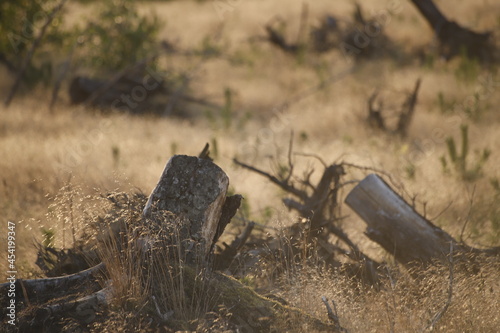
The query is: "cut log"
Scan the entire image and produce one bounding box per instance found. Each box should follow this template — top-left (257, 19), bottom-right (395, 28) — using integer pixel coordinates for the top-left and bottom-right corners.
top-left (345, 174), bottom-right (459, 267)
top-left (143, 155), bottom-right (230, 254)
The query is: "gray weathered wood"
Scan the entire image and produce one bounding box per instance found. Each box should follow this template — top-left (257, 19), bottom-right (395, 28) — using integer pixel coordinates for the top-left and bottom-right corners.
top-left (0, 262), bottom-right (104, 303)
top-left (345, 174), bottom-right (457, 267)
top-left (143, 155), bottom-right (229, 253)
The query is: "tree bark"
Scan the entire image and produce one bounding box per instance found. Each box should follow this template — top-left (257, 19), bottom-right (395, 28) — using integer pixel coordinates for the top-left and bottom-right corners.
top-left (143, 155), bottom-right (230, 254)
top-left (345, 174), bottom-right (459, 267)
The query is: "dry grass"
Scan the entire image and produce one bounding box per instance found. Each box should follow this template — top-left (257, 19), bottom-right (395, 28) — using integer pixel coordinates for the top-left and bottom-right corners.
top-left (272, 256), bottom-right (500, 332)
top-left (1, 0), bottom-right (500, 331)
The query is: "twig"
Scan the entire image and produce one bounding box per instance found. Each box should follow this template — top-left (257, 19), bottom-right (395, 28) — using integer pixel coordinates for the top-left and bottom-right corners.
top-left (321, 296), bottom-right (347, 332)
top-left (293, 152), bottom-right (328, 168)
top-left (233, 158), bottom-right (308, 201)
top-left (285, 130), bottom-right (294, 183)
top-left (459, 185), bottom-right (476, 243)
top-left (428, 200), bottom-right (454, 222)
top-left (424, 242), bottom-right (454, 332)
top-left (4, 0), bottom-right (68, 107)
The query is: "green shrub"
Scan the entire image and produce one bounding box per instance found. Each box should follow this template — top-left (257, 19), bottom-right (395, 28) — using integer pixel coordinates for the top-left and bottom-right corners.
top-left (0, 0), bottom-right (67, 86)
top-left (73, 0), bottom-right (162, 73)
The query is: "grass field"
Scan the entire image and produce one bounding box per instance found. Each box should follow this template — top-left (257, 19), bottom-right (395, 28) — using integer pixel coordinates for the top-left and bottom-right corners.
top-left (1, 0), bottom-right (500, 331)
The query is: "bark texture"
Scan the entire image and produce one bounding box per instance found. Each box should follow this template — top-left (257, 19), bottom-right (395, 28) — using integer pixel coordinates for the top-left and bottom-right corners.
top-left (143, 155), bottom-right (230, 253)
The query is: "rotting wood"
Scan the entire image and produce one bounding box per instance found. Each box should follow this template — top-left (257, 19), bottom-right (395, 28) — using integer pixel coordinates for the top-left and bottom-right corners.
top-left (36, 286), bottom-right (112, 325)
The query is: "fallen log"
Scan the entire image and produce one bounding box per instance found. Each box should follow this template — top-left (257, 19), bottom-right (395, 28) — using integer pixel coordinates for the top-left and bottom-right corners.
top-left (0, 262), bottom-right (105, 304)
top-left (345, 174), bottom-right (459, 267)
top-left (345, 174), bottom-right (500, 268)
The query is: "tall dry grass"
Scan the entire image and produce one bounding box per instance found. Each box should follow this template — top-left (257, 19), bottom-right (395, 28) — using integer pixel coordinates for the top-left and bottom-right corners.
top-left (1, 0), bottom-right (499, 331)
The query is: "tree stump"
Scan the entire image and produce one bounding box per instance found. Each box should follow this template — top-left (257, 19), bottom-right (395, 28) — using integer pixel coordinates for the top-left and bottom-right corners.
top-left (143, 155), bottom-right (230, 254)
top-left (0, 153), bottom-right (338, 331)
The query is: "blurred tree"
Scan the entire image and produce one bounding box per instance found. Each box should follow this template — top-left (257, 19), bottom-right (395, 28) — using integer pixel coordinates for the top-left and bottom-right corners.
top-left (0, 0), bottom-right (64, 75)
top-left (72, 0), bottom-right (162, 74)
top-left (410, 0), bottom-right (494, 60)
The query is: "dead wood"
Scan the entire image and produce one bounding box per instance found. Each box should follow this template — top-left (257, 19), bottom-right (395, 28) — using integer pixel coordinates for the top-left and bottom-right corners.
top-left (395, 78), bottom-right (421, 137)
top-left (214, 221), bottom-right (255, 270)
top-left (345, 174), bottom-right (499, 268)
top-left (234, 155), bottom-right (382, 285)
top-left (35, 286), bottom-right (112, 326)
top-left (69, 69), bottom-right (219, 115)
top-left (0, 263), bottom-right (105, 304)
top-left (410, 0), bottom-right (495, 60)
top-left (366, 78), bottom-right (421, 137)
top-left (6, 152), bottom-right (340, 331)
top-left (143, 154), bottom-right (234, 255)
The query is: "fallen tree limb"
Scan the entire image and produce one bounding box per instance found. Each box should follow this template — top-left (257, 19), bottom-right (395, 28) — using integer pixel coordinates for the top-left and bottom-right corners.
top-left (234, 155), bottom-right (383, 285)
top-left (37, 286), bottom-right (112, 325)
top-left (0, 262), bottom-right (105, 303)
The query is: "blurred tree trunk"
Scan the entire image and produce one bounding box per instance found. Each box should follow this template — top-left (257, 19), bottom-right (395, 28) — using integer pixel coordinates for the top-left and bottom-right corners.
top-left (410, 0), bottom-right (493, 60)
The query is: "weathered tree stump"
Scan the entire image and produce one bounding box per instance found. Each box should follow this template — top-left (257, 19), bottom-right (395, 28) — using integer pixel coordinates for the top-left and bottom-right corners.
top-left (345, 174), bottom-right (459, 267)
top-left (143, 154), bottom-right (230, 254)
top-left (1, 153), bottom-right (338, 331)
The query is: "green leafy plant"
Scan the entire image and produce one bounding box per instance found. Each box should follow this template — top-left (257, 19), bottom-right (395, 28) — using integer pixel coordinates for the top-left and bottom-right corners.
top-left (454, 47), bottom-right (481, 84)
top-left (73, 0), bottom-right (161, 73)
top-left (440, 124), bottom-right (491, 181)
top-left (463, 92), bottom-right (482, 121)
top-left (0, 0), bottom-right (67, 86)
